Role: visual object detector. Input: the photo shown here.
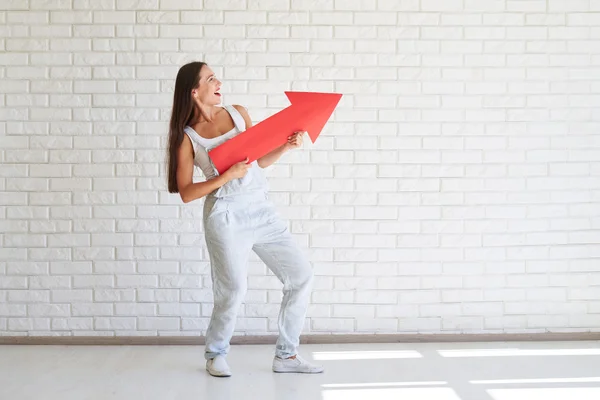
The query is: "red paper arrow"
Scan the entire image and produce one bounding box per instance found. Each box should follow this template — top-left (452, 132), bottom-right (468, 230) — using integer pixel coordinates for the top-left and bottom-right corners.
top-left (208, 91), bottom-right (342, 175)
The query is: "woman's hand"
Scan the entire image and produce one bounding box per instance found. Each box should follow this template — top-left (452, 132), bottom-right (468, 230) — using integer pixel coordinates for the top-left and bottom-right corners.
top-left (284, 131), bottom-right (306, 151)
top-left (223, 157), bottom-right (251, 180)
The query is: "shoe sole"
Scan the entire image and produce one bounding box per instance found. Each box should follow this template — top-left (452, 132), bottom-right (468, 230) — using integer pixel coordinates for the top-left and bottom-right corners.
top-left (207, 370), bottom-right (232, 377)
top-left (273, 368), bottom-right (324, 374)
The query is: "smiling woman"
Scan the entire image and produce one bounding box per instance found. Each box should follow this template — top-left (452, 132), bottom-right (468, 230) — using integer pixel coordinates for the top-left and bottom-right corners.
top-left (165, 61), bottom-right (321, 378)
top-left (166, 62), bottom-right (306, 198)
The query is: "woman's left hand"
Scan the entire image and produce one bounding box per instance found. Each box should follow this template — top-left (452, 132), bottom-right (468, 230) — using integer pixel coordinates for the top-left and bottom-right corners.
top-left (285, 131), bottom-right (306, 150)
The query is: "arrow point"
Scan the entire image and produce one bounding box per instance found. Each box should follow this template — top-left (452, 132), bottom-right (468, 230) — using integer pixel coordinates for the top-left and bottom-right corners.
top-left (285, 91), bottom-right (343, 109)
top-left (284, 91), bottom-right (343, 143)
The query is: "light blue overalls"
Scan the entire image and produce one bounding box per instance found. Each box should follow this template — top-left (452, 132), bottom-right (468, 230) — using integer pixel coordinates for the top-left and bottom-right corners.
top-left (183, 105), bottom-right (314, 360)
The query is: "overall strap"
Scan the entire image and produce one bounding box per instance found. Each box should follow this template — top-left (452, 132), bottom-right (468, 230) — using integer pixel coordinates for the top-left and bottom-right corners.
top-left (223, 105), bottom-right (246, 131)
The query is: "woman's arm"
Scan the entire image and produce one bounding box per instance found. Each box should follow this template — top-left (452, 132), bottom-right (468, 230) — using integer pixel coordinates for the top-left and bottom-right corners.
top-left (257, 143), bottom-right (289, 168)
top-left (233, 104), bottom-right (305, 169)
top-left (176, 134), bottom-right (249, 203)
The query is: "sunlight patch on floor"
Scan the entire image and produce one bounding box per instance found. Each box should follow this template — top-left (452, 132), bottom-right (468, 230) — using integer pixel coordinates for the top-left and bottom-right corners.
top-left (438, 348), bottom-right (600, 358)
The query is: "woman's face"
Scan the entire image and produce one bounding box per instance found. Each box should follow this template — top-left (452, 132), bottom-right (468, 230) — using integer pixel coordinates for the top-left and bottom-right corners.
top-left (193, 65), bottom-right (222, 106)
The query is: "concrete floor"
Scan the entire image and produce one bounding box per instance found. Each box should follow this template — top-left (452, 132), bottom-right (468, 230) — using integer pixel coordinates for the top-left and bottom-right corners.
top-left (1, 341), bottom-right (599, 400)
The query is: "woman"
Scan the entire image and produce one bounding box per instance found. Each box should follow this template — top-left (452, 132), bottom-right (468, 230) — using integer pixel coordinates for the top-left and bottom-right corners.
top-left (166, 61), bottom-right (324, 377)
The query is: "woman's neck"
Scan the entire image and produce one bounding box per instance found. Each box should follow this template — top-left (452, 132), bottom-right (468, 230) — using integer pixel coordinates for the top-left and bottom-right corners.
top-left (192, 104), bottom-right (217, 125)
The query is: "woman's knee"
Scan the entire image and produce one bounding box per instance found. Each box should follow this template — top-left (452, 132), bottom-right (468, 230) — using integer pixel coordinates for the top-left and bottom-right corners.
top-left (214, 280), bottom-right (247, 307)
top-left (290, 263), bottom-right (314, 290)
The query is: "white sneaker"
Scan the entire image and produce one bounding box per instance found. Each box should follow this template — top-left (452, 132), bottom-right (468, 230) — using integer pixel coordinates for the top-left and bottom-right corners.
top-left (272, 354), bottom-right (324, 374)
top-left (206, 355), bottom-right (232, 377)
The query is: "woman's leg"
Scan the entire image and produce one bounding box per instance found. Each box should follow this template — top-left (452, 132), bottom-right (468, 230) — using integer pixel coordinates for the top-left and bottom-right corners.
top-left (203, 200), bottom-right (253, 361)
top-left (252, 206), bottom-right (314, 359)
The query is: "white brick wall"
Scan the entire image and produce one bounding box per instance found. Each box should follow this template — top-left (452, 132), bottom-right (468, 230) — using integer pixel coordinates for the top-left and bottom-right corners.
top-left (1, 0), bottom-right (599, 337)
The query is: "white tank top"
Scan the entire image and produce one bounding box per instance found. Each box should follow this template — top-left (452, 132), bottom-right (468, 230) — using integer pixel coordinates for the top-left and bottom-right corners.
top-left (183, 105), bottom-right (269, 197)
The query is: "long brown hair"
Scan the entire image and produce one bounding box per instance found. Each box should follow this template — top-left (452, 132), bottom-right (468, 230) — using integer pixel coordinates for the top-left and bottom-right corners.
top-left (166, 61), bottom-right (206, 193)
